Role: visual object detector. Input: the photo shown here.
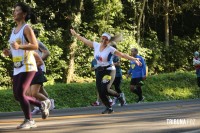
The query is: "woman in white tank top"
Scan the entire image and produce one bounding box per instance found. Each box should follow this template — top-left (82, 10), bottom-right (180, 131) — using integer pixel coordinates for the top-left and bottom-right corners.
top-left (3, 2), bottom-right (50, 129)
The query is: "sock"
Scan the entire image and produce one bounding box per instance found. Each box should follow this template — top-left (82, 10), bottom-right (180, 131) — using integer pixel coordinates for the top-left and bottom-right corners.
top-left (137, 86), bottom-right (143, 100)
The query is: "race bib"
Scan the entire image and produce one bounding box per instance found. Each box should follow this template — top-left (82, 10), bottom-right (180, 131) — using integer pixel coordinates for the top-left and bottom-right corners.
top-left (103, 75), bottom-right (112, 80)
top-left (13, 56), bottom-right (23, 62)
top-left (131, 64), bottom-right (136, 69)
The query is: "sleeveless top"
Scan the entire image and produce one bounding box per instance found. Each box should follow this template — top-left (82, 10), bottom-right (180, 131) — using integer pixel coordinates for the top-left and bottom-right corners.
top-left (9, 24), bottom-right (37, 76)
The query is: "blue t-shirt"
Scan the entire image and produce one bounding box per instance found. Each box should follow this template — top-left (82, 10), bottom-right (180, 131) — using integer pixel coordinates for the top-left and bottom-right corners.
top-left (128, 55), bottom-right (146, 78)
top-left (113, 55), bottom-right (122, 77)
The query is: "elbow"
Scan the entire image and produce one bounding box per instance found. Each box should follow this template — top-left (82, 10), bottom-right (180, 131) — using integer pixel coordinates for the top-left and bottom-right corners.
top-left (47, 51), bottom-right (50, 56)
top-left (32, 43), bottom-right (38, 50)
top-left (34, 42), bottom-right (39, 50)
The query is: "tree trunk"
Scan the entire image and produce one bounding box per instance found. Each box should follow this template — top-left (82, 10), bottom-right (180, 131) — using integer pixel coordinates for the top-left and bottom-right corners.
top-left (66, 0), bottom-right (83, 83)
top-left (66, 40), bottom-right (77, 83)
top-left (136, 0), bottom-right (146, 45)
top-left (164, 0), bottom-right (169, 46)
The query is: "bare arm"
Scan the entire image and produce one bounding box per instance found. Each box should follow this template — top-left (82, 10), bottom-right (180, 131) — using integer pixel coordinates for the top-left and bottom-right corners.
top-left (33, 52), bottom-right (43, 67)
top-left (114, 50), bottom-right (142, 66)
top-left (12, 25), bottom-right (38, 50)
top-left (70, 29), bottom-right (93, 48)
top-left (38, 42), bottom-right (50, 60)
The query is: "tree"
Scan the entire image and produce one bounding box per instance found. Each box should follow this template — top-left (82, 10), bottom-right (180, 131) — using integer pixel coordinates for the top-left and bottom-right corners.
top-left (164, 0), bottom-right (169, 46)
top-left (136, 0), bottom-right (147, 45)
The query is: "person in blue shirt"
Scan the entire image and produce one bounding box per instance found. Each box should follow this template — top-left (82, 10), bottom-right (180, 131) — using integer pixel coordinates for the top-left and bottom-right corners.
top-left (127, 48), bottom-right (146, 103)
top-left (111, 44), bottom-right (127, 105)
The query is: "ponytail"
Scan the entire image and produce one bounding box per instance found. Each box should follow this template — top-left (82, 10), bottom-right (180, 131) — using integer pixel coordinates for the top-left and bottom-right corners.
top-left (25, 12), bottom-right (37, 24)
top-left (110, 34), bottom-right (123, 43)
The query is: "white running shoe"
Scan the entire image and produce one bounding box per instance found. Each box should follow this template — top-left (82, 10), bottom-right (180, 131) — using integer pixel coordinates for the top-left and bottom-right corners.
top-left (17, 119), bottom-right (37, 129)
top-left (111, 97), bottom-right (118, 106)
top-left (41, 99), bottom-right (51, 119)
top-left (49, 99), bottom-right (55, 111)
top-left (31, 107), bottom-right (40, 115)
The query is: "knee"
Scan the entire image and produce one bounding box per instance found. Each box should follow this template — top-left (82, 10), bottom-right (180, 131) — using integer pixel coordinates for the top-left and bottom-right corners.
top-left (31, 91), bottom-right (38, 98)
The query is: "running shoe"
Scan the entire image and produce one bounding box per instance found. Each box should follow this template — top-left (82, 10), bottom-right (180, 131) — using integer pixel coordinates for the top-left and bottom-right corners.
top-left (49, 99), bottom-right (55, 111)
top-left (17, 119), bottom-right (37, 129)
top-left (102, 107), bottom-right (114, 114)
top-left (118, 95), bottom-right (125, 106)
top-left (40, 99), bottom-right (51, 119)
top-left (91, 101), bottom-right (100, 106)
top-left (111, 97), bottom-right (118, 106)
top-left (31, 107), bottom-right (40, 115)
top-left (109, 99), bottom-right (113, 106)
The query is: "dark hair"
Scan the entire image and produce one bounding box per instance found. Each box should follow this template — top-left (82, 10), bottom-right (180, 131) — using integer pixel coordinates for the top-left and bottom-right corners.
top-left (33, 29), bottom-right (40, 37)
top-left (14, 2), bottom-right (37, 24)
top-left (132, 48), bottom-right (138, 53)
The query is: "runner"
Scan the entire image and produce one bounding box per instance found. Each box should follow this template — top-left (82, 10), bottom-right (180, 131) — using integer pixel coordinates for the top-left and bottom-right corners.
top-left (2, 2), bottom-right (50, 129)
top-left (70, 29), bottom-right (142, 114)
top-left (27, 29), bottom-right (55, 115)
top-left (193, 51), bottom-right (200, 97)
top-left (127, 48), bottom-right (146, 103)
top-left (110, 42), bottom-right (127, 106)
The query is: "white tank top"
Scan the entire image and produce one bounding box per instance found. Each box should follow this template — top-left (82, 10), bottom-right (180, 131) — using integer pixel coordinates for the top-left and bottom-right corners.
top-left (9, 24), bottom-right (37, 75)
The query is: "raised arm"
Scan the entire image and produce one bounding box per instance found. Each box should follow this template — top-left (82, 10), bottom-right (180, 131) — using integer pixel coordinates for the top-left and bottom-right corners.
top-left (114, 50), bottom-right (142, 66)
top-left (70, 29), bottom-right (93, 48)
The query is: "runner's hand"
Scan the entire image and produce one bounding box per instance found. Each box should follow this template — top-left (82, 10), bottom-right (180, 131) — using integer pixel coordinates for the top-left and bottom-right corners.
top-left (2, 48), bottom-right (11, 56)
top-left (135, 58), bottom-right (142, 66)
top-left (70, 29), bottom-right (77, 36)
top-left (11, 41), bottom-right (20, 50)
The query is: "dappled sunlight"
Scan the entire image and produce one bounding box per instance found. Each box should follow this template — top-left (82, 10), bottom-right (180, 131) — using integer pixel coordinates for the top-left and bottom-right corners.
top-left (162, 88), bottom-right (193, 99)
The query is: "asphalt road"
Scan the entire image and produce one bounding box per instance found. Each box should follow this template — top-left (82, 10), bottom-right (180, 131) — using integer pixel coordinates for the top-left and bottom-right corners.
top-left (0, 99), bottom-right (199, 133)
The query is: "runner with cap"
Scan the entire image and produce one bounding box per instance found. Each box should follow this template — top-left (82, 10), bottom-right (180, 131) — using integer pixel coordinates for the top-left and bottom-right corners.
top-left (70, 29), bottom-right (142, 114)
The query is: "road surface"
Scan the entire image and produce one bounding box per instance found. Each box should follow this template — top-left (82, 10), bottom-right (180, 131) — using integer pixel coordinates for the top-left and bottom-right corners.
top-left (0, 99), bottom-right (199, 133)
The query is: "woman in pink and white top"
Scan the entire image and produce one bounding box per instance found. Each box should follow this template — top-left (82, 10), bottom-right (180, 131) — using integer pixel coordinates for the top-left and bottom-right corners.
top-left (70, 29), bottom-right (142, 114)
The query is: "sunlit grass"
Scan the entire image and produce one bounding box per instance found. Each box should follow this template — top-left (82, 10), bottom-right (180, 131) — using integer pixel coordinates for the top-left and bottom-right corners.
top-left (0, 71), bottom-right (199, 112)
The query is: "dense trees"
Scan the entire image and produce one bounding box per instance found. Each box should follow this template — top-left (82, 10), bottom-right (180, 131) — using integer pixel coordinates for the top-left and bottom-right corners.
top-left (0, 0), bottom-right (200, 86)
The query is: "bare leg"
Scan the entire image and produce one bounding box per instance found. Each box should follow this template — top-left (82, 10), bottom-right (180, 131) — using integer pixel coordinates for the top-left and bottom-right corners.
top-left (30, 84), bottom-right (48, 101)
top-left (39, 86), bottom-right (49, 98)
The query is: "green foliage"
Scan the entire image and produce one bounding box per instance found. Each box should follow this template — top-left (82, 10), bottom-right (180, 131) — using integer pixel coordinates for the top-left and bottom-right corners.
top-left (36, 25), bottom-right (67, 83)
top-left (142, 30), bottom-right (200, 74)
top-left (0, 0), bottom-right (200, 86)
top-left (0, 71), bottom-right (199, 112)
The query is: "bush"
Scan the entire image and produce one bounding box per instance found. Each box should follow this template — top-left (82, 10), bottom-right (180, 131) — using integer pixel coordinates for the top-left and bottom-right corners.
top-left (0, 71), bottom-right (198, 112)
